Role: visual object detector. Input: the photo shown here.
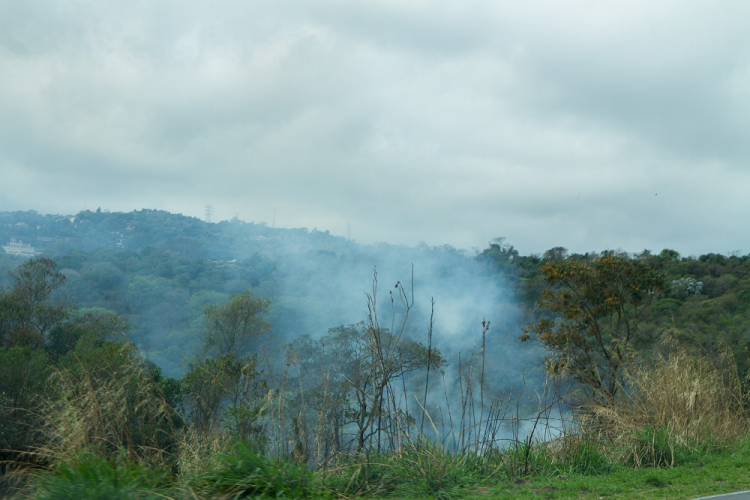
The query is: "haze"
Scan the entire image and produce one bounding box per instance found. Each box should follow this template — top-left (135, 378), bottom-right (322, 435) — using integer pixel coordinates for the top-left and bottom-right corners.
top-left (2, 1), bottom-right (749, 256)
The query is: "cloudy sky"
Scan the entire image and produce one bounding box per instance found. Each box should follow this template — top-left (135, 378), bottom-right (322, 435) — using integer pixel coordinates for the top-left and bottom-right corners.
top-left (1, 1), bottom-right (749, 256)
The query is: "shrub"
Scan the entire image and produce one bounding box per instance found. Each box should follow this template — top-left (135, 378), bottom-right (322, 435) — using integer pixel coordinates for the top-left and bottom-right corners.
top-left (40, 342), bottom-right (176, 465)
top-left (585, 342), bottom-right (749, 467)
top-left (317, 453), bottom-right (399, 498)
top-left (196, 442), bottom-right (313, 498)
top-left (33, 452), bottom-right (169, 500)
top-left (391, 441), bottom-right (484, 499)
top-left (543, 434), bottom-right (615, 476)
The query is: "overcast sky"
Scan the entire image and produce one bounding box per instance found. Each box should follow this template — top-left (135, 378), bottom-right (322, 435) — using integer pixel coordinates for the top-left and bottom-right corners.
top-left (1, 1), bottom-right (749, 256)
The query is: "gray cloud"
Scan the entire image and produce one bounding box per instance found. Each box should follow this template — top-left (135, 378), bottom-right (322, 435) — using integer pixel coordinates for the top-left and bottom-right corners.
top-left (2, 0), bottom-right (749, 255)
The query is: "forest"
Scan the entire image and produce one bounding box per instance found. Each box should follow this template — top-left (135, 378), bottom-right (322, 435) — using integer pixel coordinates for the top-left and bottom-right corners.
top-left (1, 209), bottom-right (750, 498)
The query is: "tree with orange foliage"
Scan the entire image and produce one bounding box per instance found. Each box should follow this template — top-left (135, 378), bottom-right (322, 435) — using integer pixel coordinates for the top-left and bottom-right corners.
top-left (520, 252), bottom-right (665, 402)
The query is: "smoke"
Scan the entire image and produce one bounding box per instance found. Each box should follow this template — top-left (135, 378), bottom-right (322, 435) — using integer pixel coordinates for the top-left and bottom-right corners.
top-left (0, 210), bottom-right (547, 424)
top-left (269, 239), bottom-right (545, 399)
top-left (262, 237), bottom-right (548, 450)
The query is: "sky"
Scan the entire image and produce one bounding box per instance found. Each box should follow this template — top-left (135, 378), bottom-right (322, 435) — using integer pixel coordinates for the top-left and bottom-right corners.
top-left (1, 1), bottom-right (749, 257)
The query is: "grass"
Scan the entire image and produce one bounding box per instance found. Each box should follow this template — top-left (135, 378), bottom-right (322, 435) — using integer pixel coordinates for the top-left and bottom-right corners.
top-left (584, 343), bottom-right (749, 469)
top-left (10, 335), bottom-right (750, 499)
top-left (193, 441), bottom-right (314, 498)
top-left (464, 441), bottom-right (750, 499)
top-left (30, 451), bottom-right (173, 500)
top-left (19, 439), bottom-right (750, 499)
top-left (387, 441), bottom-right (490, 499)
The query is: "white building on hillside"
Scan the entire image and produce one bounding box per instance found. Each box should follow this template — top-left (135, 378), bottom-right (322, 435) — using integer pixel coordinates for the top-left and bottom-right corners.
top-left (2, 239), bottom-right (39, 258)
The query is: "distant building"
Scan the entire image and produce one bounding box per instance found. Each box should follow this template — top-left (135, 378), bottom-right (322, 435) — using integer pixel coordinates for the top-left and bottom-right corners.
top-left (2, 239), bottom-right (39, 258)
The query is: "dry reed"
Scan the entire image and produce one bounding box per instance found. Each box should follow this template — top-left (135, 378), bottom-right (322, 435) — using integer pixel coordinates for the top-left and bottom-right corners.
top-left (35, 343), bottom-right (175, 466)
top-left (584, 342), bottom-right (749, 467)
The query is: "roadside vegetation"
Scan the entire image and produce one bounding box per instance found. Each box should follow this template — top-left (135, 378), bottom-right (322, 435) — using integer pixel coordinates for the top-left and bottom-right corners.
top-left (1, 213), bottom-right (750, 498)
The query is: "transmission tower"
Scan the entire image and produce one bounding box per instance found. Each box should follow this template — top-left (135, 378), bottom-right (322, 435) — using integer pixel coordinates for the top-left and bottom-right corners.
top-left (204, 205), bottom-right (213, 223)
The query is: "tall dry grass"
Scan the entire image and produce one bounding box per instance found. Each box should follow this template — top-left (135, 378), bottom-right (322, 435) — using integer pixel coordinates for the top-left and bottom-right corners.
top-left (35, 342), bottom-right (175, 467)
top-left (583, 342), bottom-right (749, 467)
top-left (174, 425), bottom-right (233, 478)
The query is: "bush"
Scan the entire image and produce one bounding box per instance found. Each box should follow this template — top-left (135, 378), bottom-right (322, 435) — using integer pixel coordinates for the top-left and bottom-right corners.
top-left (391, 442), bottom-right (485, 499)
top-left (585, 342), bottom-right (749, 467)
top-left (317, 454), bottom-right (399, 498)
top-left (42, 341), bottom-right (176, 464)
top-left (33, 452), bottom-right (169, 500)
top-left (546, 434), bottom-right (615, 476)
top-left (196, 442), bottom-right (313, 498)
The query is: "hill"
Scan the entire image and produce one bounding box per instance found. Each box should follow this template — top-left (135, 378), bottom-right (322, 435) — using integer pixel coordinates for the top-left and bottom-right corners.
top-left (3, 209), bottom-right (750, 379)
top-left (0, 209), bottom-right (531, 383)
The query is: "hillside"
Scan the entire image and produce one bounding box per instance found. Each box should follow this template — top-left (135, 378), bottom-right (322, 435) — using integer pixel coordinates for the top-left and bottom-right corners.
top-left (2, 209), bottom-right (749, 379)
top-left (2, 209), bottom-right (750, 499)
top-left (0, 209), bottom-right (530, 382)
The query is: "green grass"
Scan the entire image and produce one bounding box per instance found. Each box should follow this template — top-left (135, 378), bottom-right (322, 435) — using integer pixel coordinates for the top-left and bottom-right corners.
top-left (30, 451), bottom-right (172, 500)
top-left (193, 441), bottom-right (314, 498)
top-left (20, 439), bottom-right (750, 499)
top-left (461, 441), bottom-right (750, 499)
top-left (387, 441), bottom-right (490, 499)
top-left (316, 453), bottom-right (401, 497)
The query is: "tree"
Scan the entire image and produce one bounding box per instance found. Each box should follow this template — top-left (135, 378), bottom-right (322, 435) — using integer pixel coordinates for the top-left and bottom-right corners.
top-left (543, 246), bottom-right (568, 261)
top-left (291, 322), bottom-right (445, 454)
top-left (182, 352), bottom-right (267, 439)
top-left (0, 346), bottom-right (50, 453)
top-left (0, 258), bottom-right (70, 348)
top-left (520, 252), bottom-right (665, 402)
top-left (203, 290), bottom-right (271, 356)
top-left (47, 308), bottom-right (130, 357)
top-left (8, 258), bottom-right (66, 309)
top-left (182, 290), bottom-right (272, 439)
top-left (478, 237), bottom-right (520, 277)
top-left (0, 258), bottom-right (70, 470)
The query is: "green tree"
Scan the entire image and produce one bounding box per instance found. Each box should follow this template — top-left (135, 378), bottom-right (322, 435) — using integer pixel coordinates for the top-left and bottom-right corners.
top-left (182, 353), bottom-right (267, 441)
top-left (0, 258), bottom-right (70, 348)
top-left (203, 290), bottom-right (271, 356)
top-left (0, 346), bottom-right (50, 454)
top-left (0, 258), bottom-right (72, 465)
top-left (8, 257), bottom-right (66, 308)
top-left (181, 290), bottom-right (272, 439)
top-left (47, 308), bottom-right (130, 357)
top-left (521, 252), bottom-right (665, 402)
